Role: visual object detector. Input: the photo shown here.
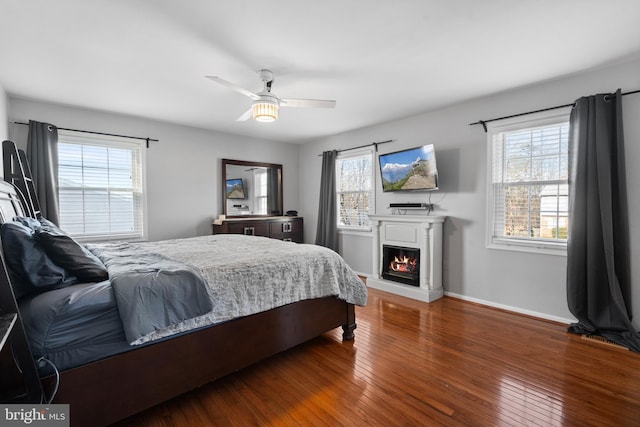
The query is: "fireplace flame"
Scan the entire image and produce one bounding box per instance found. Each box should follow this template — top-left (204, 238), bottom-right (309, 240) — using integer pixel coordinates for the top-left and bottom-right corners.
top-left (390, 255), bottom-right (417, 273)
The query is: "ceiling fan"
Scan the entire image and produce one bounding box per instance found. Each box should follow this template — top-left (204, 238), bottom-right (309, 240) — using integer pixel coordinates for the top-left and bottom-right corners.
top-left (205, 69), bottom-right (336, 123)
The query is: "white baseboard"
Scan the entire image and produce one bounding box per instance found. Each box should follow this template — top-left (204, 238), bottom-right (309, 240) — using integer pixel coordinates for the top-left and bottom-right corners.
top-left (444, 291), bottom-right (575, 325)
top-left (355, 272), bottom-right (575, 325)
top-left (367, 277), bottom-right (443, 303)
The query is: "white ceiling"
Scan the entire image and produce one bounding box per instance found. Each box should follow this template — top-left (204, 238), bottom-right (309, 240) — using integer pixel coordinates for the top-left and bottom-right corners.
top-left (1, 0), bottom-right (640, 143)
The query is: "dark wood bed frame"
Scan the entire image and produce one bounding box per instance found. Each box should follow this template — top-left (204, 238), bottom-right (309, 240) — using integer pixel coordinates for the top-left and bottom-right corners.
top-left (50, 296), bottom-right (355, 426)
top-left (0, 147), bottom-right (357, 426)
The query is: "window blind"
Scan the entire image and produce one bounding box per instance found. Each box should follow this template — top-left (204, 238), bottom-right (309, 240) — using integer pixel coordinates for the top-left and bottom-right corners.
top-left (490, 122), bottom-right (569, 247)
top-left (57, 131), bottom-right (147, 241)
top-left (335, 150), bottom-right (374, 229)
top-left (254, 169), bottom-right (268, 215)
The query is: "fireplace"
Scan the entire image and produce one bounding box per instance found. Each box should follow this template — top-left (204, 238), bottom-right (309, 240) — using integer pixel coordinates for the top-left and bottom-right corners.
top-left (367, 215), bottom-right (445, 303)
top-left (382, 245), bottom-right (420, 286)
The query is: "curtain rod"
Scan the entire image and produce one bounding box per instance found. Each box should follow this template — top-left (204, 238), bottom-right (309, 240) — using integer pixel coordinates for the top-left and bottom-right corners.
top-left (317, 139), bottom-right (394, 156)
top-left (469, 89), bottom-right (640, 132)
top-left (12, 121), bottom-right (159, 148)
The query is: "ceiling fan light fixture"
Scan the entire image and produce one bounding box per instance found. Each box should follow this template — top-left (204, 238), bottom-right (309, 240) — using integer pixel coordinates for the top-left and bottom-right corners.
top-left (206, 69), bottom-right (336, 123)
top-left (252, 99), bottom-right (279, 122)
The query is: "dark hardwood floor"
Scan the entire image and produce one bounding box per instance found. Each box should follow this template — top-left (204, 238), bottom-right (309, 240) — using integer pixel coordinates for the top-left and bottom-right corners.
top-left (114, 288), bottom-right (640, 426)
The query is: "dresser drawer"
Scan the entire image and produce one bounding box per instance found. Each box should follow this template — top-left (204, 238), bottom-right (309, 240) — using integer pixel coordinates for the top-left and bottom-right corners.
top-left (213, 217), bottom-right (303, 242)
top-left (270, 219), bottom-right (303, 241)
top-left (226, 221), bottom-right (269, 237)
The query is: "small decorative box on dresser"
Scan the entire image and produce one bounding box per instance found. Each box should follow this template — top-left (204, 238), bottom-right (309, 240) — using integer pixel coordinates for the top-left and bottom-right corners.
top-left (212, 216), bottom-right (304, 243)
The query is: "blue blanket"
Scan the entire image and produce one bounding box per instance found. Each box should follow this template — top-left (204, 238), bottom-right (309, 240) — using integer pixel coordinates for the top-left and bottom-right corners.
top-left (87, 242), bottom-right (214, 344)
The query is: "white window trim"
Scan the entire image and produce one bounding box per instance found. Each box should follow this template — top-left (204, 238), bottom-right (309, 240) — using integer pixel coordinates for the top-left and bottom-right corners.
top-left (485, 108), bottom-right (571, 256)
top-left (336, 147), bottom-right (375, 232)
top-left (57, 130), bottom-right (148, 242)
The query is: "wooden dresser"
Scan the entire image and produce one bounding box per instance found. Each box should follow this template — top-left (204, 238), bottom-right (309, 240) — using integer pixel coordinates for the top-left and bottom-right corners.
top-left (212, 216), bottom-right (304, 243)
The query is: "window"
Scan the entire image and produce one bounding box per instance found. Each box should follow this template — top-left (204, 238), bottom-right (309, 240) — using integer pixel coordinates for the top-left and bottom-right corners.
top-left (487, 109), bottom-right (570, 254)
top-left (57, 130), bottom-right (147, 242)
top-left (335, 148), bottom-right (374, 230)
top-left (254, 169), bottom-right (267, 214)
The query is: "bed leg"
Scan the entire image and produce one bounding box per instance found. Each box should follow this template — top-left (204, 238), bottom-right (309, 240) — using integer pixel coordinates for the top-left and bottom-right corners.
top-left (342, 322), bottom-right (357, 340)
top-left (342, 303), bottom-right (356, 340)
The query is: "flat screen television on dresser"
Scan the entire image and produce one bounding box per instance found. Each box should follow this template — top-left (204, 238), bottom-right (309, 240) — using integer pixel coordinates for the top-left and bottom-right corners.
top-left (378, 144), bottom-right (438, 192)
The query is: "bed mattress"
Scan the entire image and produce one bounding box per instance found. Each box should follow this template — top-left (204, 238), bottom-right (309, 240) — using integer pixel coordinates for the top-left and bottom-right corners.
top-left (87, 235), bottom-right (368, 345)
top-left (19, 281), bottom-right (132, 372)
top-left (17, 234), bottom-right (367, 373)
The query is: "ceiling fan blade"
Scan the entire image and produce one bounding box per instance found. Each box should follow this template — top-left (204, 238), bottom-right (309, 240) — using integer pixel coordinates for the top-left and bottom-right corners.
top-left (205, 76), bottom-right (261, 101)
top-left (235, 108), bottom-right (253, 122)
top-left (280, 98), bottom-right (336, 109)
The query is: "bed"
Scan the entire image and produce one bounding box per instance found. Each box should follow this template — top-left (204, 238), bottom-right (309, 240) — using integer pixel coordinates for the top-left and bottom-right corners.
top-left (0, 179), bottom-right (367, 426)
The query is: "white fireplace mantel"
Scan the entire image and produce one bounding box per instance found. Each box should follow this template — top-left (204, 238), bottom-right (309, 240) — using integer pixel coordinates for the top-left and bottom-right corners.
top-left (368, 214), bottom-right (446, 303)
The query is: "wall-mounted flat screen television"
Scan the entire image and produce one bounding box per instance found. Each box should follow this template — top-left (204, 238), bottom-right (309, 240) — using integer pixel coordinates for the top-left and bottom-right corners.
top-left (225, 178), bottom-right (246, 199)
top-left (379, 144), bottom-right (438, 192)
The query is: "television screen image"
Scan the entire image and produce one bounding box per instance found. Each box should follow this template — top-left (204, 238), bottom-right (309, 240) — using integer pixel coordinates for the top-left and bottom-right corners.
top-left (379, 144), bottom-right (438, 192)
top-left (226, 178), bottom-right (246, 199)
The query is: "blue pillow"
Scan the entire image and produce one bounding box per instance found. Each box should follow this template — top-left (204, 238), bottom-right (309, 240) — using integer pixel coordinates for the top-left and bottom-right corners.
top-left (35, 221), bottom-right (109, 282)
top-left (38, 217), bottom-right (58, 229)
top-left (1, 221), bottom-right (77, 300)
top-left (13, 216), bottom-right (41, 231)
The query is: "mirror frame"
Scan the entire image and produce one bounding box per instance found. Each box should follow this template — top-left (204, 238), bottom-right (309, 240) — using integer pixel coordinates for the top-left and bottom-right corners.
top-left (221, 158), bottom-right (283, 218)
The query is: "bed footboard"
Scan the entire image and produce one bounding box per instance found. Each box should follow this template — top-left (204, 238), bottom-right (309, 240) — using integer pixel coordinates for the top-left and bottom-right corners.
top-left (45, 297), bottom-right (356, 427)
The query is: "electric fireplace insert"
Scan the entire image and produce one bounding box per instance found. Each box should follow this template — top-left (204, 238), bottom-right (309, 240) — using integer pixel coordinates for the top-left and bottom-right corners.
top-left (382, 245), bottom-right (420, 286)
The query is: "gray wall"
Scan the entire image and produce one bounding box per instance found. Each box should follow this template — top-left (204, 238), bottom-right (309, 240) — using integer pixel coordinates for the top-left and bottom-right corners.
top-left (0, 85), bottom-right (7, 141)
top-left (0, 84), bottom-right (7, 176)
top-left (7, 98), bottom-right (300, 242)
top-left (299, 58), bottom-right (640, 325)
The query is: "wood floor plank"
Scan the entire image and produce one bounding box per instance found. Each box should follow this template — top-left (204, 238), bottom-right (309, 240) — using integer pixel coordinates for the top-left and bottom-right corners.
top-left (114, 289), bottom-right (640, 426)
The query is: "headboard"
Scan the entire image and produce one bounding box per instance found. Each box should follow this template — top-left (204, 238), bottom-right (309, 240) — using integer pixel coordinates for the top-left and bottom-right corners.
top-left (0, 179), bottom-right (28, 309)
top-left (0, 179), bottom-right (27, 313)
top-left (2, 140), bottom-right (40, 219)
top-left (0, 180), bottom-right (26, 224)
top-left (0, 174), bottom-right (45, 403)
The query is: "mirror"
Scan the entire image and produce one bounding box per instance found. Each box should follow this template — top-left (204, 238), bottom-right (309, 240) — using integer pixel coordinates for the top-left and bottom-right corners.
top-left (221, 159), bottom-right (283, 217)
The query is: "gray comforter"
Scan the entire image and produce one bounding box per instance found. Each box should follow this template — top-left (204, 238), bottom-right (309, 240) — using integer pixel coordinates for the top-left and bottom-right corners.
top-left (87, 243), bottom-right (214, 344)
top-left (88, 234), bottom-right (367, 345)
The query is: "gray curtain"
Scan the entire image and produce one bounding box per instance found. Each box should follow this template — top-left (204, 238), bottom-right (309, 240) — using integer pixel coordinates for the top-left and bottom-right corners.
top-left (566, 90), bottom-right (640, 352)
top-left (267, 167), bottom-right (281, 215)
top-left (26, 120), bottom-right (60, 225)
top-left (315, 150), bottom-right (338, 251)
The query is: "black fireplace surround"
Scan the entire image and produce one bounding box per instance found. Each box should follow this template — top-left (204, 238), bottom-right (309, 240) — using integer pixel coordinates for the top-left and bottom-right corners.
top-left (382, 245), bottom-right (420, 286)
